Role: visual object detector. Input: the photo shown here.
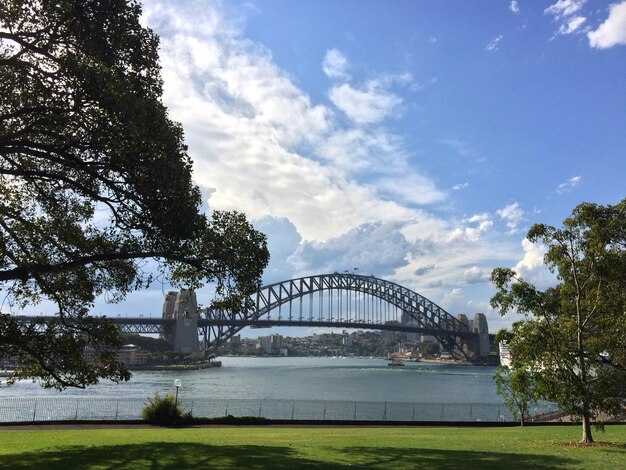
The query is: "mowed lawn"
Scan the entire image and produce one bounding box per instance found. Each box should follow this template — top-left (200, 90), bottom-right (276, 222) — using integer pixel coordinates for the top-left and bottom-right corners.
top-left (0, 425), bottom-right (624, 469)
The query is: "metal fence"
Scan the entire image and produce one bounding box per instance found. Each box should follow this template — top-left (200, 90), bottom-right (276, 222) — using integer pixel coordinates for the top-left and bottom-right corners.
top-left (0, 397), bottom-right (561, 423)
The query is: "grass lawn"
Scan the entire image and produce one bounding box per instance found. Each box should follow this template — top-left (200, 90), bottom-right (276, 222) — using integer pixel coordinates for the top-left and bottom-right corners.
top-left (0, 425), bottom-right (624, 469)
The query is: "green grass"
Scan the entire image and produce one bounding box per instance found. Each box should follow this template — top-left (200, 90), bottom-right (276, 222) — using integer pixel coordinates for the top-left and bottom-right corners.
top-left (0, 425), bottom-right (624, 469)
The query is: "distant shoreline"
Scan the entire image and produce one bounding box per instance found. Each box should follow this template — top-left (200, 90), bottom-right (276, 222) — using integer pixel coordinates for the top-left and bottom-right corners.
top-left (1, 361), bottom-right (223, 377)
top-left (220, 355), bottom-right (494, 366)
top-left (128, 361), bottom-right (222, 371)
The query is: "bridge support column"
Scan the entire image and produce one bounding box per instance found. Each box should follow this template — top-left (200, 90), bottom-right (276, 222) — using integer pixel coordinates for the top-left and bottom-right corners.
top-left (472, 313), bottom-right (490, 360)
top-left (161, 289), bottom-right (199, 353)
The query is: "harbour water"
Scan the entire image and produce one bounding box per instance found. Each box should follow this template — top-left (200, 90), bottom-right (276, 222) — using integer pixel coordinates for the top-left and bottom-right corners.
top-left (1, 357), bottom-right (562, 422)
top-left (4, 357), bottom-right (539, 422)
top-left (2, 356), bottom-right (501, 403)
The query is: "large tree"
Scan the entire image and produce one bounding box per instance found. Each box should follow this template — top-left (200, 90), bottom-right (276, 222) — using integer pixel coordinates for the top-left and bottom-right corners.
top-left (0, 0), bottom-right (269, 389)
top-left (491, 197), bottom-right (626, 443)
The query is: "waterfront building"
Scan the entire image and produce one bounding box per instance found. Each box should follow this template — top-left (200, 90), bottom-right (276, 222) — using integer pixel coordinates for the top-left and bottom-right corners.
top-left (116, 344), bottom-right (150, 366)
top-left (83, 344), bottom-right (149, 366)
top-left (499, 341), bottom-right (512, 367)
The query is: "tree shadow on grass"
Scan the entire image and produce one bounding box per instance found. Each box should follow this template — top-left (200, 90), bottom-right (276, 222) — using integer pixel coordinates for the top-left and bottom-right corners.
top-left (0, 442), bottom-right (579, 470)
top-left (341, 446), bottom-right (579, 469)
top-left (2, 443), bottom-right (323, 470)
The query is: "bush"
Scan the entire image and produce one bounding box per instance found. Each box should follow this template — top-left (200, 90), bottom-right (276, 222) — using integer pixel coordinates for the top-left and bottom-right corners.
top-left (141, 393), bottom-right (183, 425)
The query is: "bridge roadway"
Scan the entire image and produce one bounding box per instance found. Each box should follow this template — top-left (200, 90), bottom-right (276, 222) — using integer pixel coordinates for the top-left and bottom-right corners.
top-left (125, 317), bottom-right (478, 339)
top-left (14, 315), bottom-right (478, 339)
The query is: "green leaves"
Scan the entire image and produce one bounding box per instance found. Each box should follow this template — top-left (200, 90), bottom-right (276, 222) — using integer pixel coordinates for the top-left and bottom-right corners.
top-left (0, 313), bottom-right (130, 389)
top-left (493, 365), bottom-right (538, 425)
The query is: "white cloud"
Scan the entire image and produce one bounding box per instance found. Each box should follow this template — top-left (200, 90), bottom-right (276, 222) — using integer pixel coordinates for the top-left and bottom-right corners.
top-left (485, 35), bottom-right (503, 51)
top-left (394, 214), bottom-right (521, 316)
top-left (452, 182), bottom-right (469, 191)
top-left (545, 0), bottom-right (586, 18)
top-left (291, 221), bottom-right (415, 276)
top-left (315, 129), bottom-right (445, 205)
top-left (442, 287), bottom-right (464, 305)
top-left (322, 48), bottom-right (351, 80)
top-left (556, 175), bottom-right (582, 194)
top-left (143, 1), bottom-right (449, 243)
top-left (510, 1), bottom-right (520, 14)
top-left (252, 216), bottom-right (302, 283)
top-left (560, 15), bottom-right (586, 34)
top-left (545, 0), bottom-right (588, 38)
top-left (588, 1), bottom-right (626, 48)
top-left (513, 239), bottom-right (555, 289)
top-left (375, 173), bottom-right (445, 206)
top-left (514, 239), bottom-right (545, 274)
top-left (497, 202), bottom-right (525, 233)
top-left (329, 82), bottom-right (403, 125)
top-left (414, 264), bottom-right (435, 276)
top-left (463, 266), bottom-right (490, 284)
top-left (316, 128), bottom-right (401, 172)
top-left (448, 213), bottom-right (493, 242)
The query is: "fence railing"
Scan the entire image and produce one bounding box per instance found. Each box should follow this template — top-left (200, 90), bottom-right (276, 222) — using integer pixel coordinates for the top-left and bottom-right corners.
top-left (0, 397), bottom-right (560, 423)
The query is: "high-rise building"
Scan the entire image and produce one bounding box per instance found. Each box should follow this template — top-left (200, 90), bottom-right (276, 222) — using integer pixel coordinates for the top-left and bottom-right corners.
top-left (259, 333), bottom-right (283, 354)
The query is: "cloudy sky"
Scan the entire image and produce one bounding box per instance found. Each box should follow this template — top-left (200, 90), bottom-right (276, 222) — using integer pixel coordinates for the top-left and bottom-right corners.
top-left (90, 0), bottom-right (625, 333)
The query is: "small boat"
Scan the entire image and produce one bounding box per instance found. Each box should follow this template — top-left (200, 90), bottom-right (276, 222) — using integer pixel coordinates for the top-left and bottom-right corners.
top-left (388, 357), bottom-right (405, 367)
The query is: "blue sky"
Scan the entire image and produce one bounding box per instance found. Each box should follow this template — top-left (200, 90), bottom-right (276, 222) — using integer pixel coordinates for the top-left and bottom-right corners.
top-left (21, 1), bottom-right (626, 334)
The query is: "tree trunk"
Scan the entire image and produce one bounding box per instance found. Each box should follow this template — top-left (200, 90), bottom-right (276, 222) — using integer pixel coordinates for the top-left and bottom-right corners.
top-left (581, 414), bottom-right (593, 443)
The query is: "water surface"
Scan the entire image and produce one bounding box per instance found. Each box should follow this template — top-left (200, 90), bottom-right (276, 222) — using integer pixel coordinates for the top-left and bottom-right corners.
top-left (2, 357), bottom-right (501, 404)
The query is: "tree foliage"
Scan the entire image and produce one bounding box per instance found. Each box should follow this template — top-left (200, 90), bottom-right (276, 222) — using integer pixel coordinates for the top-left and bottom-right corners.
top-left (493, 366), bottom-right (538, 426)
top-left (491, 197), bottom-right (626, 443)
top-left (0, 0), bottom-right (269, 389)
top-left (493, 330), bottom-right (538, 426)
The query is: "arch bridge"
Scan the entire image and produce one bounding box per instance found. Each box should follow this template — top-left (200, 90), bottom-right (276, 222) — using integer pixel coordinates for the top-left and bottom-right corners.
top-left (14, 273), bottom-right (490, 361)
top-left (193, 273), bottom-right (488, 360)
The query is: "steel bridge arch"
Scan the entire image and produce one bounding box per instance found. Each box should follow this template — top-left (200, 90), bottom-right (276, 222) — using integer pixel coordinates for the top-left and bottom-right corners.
top-left (202, 273), bottom-right (474, 357)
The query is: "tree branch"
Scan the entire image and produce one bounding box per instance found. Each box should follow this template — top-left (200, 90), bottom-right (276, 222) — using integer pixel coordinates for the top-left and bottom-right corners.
top-left (0, 249), bottom-right (213, 283)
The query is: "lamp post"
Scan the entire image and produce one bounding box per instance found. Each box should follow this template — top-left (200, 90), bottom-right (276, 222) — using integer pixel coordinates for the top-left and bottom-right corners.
top-left (173, 379), bottom-right (182, 409)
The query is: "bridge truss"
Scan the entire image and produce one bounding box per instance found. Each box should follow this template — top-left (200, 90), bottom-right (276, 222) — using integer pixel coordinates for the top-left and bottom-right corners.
top-left (201, 273), bottom-right (476, 359)
top-left (14, 274), bottom-right (480, 359)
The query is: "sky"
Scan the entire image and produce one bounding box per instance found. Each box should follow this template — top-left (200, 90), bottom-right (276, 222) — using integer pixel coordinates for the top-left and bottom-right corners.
top-left (19, 0), bottom-right (626, 334)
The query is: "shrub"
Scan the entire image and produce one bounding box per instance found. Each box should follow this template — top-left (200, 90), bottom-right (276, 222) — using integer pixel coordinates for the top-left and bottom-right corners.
top-left (141, 393), bottom-right (183, 425)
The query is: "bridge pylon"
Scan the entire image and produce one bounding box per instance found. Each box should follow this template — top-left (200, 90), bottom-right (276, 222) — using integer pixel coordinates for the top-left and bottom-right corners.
top-left (161, 289), bottom-right (199, 353)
